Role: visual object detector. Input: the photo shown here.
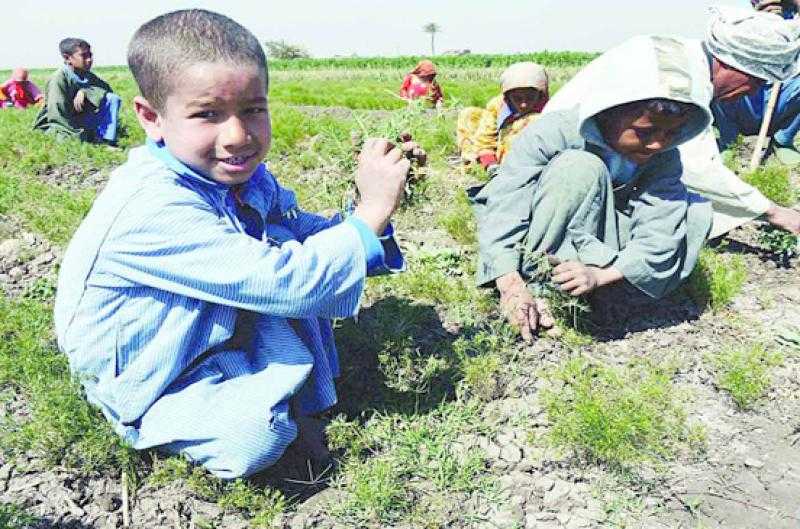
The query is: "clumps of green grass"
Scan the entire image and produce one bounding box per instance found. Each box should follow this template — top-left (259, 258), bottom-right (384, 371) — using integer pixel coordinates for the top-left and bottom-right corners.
top-left (540, 358), bottom-right (700, 467)
top-left (0, 297), bottom-right (128, 470)
top-left (377, 335), bottom-right (450, 396)
top-left (711, 344), bottom-right (783, 409)
top-left (371, 248), bottom-right (492, 313)
top-left (437, 189), bottom-right (477, 246)
top-left (741, 164), bottom-right (796, 207)
top-left (326, 403), bottom-right (490, 525)
top-left (686, 248), bottom-right (747, 311)
top-left (0, 173), bottom-right (94, 245)
top-left (453, 325), bottom-right (517, 402)
top-left (758, 226), bottom-right (798, 266)
top-left (148, 456), bottom-right (286, 527)
top-left (0, 503), bottom-right (37, 529)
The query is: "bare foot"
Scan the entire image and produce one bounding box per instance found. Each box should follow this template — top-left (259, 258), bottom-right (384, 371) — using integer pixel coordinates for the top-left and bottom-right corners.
top-left (765, 205), bottom-right (800, 235)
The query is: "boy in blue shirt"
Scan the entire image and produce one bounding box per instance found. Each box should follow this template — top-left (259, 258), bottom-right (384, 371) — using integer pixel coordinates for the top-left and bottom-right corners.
top-left (54, 9), bottom-right (411, 479)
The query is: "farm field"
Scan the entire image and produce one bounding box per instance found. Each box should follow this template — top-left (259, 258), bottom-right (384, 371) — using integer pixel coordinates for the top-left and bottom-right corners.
top-left (0, 54), bottom-right (799, 529)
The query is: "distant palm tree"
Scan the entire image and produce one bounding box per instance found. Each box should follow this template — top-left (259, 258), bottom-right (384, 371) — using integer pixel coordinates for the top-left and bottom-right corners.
top-left (422, 23), bottom-right (441, 56)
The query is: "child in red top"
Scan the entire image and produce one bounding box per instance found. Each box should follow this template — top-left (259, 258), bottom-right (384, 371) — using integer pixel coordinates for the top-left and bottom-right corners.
top-left (1, 68), bottom-right (43, 109)
top-left (399, 60), bottom-right (443, 108)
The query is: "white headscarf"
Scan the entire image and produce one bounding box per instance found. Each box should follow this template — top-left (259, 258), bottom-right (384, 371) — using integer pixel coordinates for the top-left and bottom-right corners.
top-left (705, 6), bottom-right (800, 82)
top-left (500, 62), bottom-right (548, 93)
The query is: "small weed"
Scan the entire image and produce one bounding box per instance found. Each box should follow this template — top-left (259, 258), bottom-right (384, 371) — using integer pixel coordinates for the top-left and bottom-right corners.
top-left (330, 403), bottom-right (490, 525)
top-left (686, 248), bottom-right (747, 311)
top-left (758, 225), bottom-right (798, 266)
top-left (21, 276), bottom-right (57, 302)
top-left (377, 337), bottom-right (450, 395)
top-left (521, 250), bottom-right (591, 331)
top-left (711, 344), bottom-right (783, 409)
top-left (541, 357), bottom-right (694, 467)
top-left (741, 164), bottom-right (796, 207)
top-left (334, 456), bottom-right (408, 523)
top-left (437, 189), bottom-right (477, 246)
top-left (0, 503), bottom-right (37, 529)
top-left (458, 353), bottom-right (502, 401)
top-left (148, 456), bottom-right (285, 527)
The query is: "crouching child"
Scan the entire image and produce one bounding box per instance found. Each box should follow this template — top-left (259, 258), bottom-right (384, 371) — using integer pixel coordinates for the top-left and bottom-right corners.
top-left (471, 61), bottom-right (714, 341)
top-left (54, 9), bottom-right (410, 479)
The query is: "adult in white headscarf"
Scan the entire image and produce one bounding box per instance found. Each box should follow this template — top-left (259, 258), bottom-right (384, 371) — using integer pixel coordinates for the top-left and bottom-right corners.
top-left (545, 7), bottom-right (800, 238)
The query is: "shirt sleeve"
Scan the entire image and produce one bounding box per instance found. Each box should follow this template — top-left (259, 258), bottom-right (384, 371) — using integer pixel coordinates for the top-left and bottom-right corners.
top-left (95, 192), bottom-right (369, 320)
top-left (679, 126), bottom-right (771, 237)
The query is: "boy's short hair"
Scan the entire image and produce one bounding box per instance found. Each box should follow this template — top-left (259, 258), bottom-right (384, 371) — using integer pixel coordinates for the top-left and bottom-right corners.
top-left (59, 38), bottom-right (90, 58)
top-left (127, 9), bottom-right (268, 112)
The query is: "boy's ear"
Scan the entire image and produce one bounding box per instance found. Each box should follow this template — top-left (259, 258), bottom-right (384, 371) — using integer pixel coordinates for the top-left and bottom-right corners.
top-left (133, 95), bottom-right (164, 142)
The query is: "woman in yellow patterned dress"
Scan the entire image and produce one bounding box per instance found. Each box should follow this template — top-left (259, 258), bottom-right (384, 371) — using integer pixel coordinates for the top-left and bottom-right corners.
top-left (457, 62), bottom-right (549, 174)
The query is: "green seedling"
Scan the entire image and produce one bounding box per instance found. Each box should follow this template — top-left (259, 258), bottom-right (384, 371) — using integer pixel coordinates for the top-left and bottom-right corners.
top-left (758, 225), bottom-right (798, 267)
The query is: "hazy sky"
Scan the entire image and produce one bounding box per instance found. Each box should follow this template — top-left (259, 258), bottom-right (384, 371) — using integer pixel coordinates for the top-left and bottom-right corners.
top-left (4, 0), bottom-right (746, 70)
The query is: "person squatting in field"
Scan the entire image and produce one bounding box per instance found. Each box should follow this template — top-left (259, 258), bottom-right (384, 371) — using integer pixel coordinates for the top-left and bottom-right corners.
top-left (399, 59), bottom-right (444, 108)
top-left (708, 0), bottom-right (800, 166)
top-left (53, 9), bottom-right (418, 479)
top-left (473, 7), bottom-right (800, 342)
top-left (33, 38), bottom-right (121, 144)
top-left (457, 62), bottom-right (549, 176)
top-left (0, 68), bottom-right (43, 109)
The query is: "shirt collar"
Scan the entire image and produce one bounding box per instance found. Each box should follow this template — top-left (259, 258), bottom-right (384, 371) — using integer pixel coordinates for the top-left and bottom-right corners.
top-left (146, 139), bottom-right (274, 214)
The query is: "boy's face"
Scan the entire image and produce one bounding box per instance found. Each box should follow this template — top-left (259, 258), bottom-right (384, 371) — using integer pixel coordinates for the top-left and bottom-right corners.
top-left (65, 47), bottom-right (93, 72)
top-left (600, 107), bottom-right (689, 165)
top-left (135, 62), bottom-right (271, 186)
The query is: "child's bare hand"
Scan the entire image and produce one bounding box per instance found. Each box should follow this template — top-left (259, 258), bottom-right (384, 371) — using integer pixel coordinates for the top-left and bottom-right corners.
top-left (496, 271), bottom-right (553, 343)
top-left (73, 90), bottom-right (86, 112)
top-left (352, 138), bottom-right (409, 234)
top-left (551, 259), bottom-right (600, 296)
top-left (398, 132), bottom-right (427, 167)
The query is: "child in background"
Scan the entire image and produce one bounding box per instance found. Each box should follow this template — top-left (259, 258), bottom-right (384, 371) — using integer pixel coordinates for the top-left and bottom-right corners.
top-left (55, 9), bottom-right (415, 479)
top-left (400, 60), bottom-right (444, 108)
top-left (1, 68), bottom-right (43, 109)
top-left (457, 62), bottom-right (549, 174)
top-left (33, 38), bottom-right (121, 144)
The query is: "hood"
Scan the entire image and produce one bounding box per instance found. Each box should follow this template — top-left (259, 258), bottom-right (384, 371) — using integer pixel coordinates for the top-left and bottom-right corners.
top-left (547, 35), bottom-right (713, 153)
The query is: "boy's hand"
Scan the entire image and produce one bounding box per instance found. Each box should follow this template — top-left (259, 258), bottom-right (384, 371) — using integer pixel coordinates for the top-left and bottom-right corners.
top-left (352, 138), bottom-right (410, 234)
top-left (496, 271), bottom-right (553, 343)
top-left (551, 257), bottom-right (622, 296)
top-left (73, 90), bottom-right (86, 112)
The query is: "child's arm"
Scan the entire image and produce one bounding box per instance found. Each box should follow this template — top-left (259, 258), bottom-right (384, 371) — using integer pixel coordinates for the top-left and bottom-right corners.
top-left (98, 141), bottom-right (408, 319)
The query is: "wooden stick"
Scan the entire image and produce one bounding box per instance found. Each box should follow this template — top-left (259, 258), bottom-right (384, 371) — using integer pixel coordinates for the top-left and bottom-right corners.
top-left (122, 468), bottom-right (131, 528)
top-left (749, 81), bottom-right (782, 171)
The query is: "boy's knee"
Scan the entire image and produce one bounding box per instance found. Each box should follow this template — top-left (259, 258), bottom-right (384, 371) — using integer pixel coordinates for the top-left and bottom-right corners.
top-left (541, 149), bottom-right (609, 194)
top-left (105, 93), bottom-right (122, 106)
